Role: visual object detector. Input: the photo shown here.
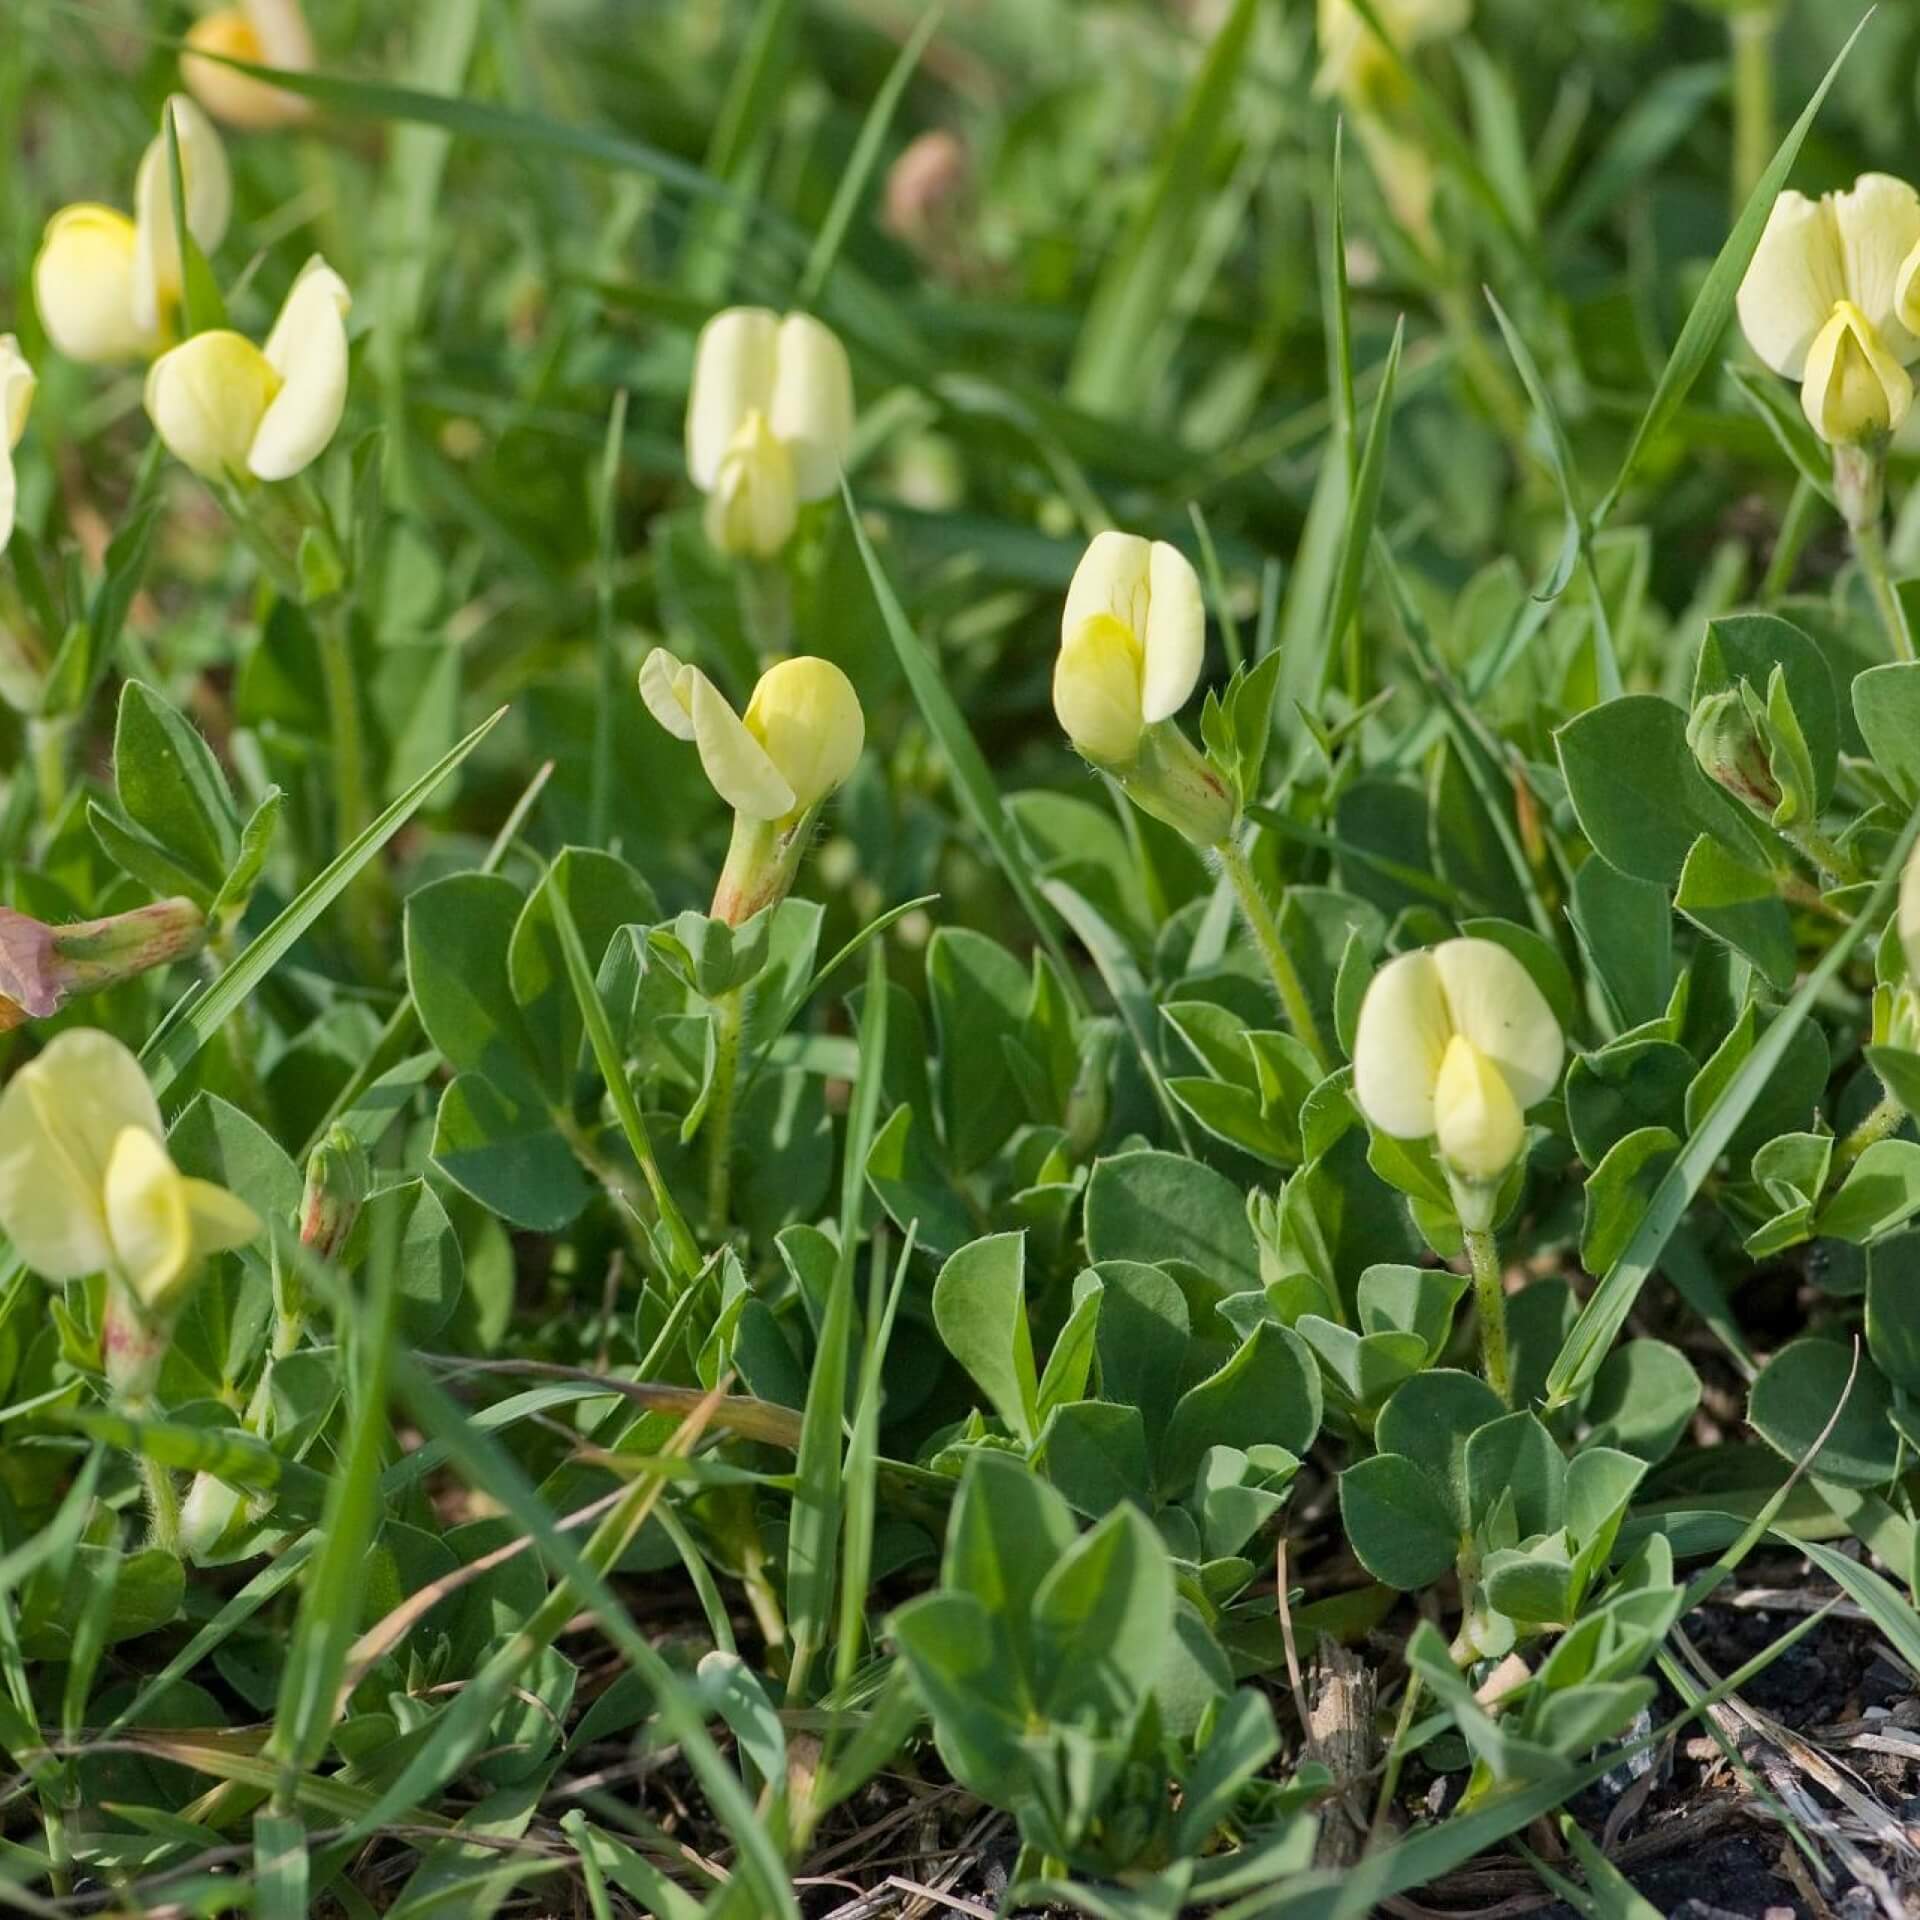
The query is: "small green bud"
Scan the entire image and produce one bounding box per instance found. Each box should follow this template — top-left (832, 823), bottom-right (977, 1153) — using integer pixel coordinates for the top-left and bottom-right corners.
top-left (1687, 686), bottom-right (1781, 820)
top-left (300, 1124), bottom-right (371, 1260)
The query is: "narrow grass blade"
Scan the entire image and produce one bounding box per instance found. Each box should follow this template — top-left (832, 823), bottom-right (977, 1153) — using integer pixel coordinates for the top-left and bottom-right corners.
top-left (271, 1201), bottom-right (403, 1784)
top-left (383, 1352), bottom-right (801, 1918)
top-left (1318, 318), bottom-right (1404, 703)
top-left (1590, 12), bottom-right (1870, 528)
top-left (1796, 1538), bottom-right (1920, 1677)
top-left (797, 5), bottom-right (944, 309)
top-left (543, 872), bottom-right (702, 1279)
top-left (590, 390), bottom-right (628, 846)
top-left (1546, 798), bottom-right (1920, 1407)
top-left (843, 484), bottom-right (1088, 1010)
top-left (142, 706), bottom-right (508, 1099)
top-left (1066, 0), bottom-right (1260, 413)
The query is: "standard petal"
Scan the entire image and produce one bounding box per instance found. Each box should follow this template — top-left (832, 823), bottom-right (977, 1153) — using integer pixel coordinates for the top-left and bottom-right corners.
top-left (249, 258), bottom-right (351, 479)
top-left (686, 308), bottom-right (778, 491)
top-left (0, 1029), bottom-right (164, 1281)
top-left (1062, 530), bottom-right (1151, 651)
top-left (103, 1125), bottom-right (193, 1310)
top-left (769, 312), bottom-right (854, 502)
top-left (1432, 1034), bottom-right (1525, 1182)
top-left (638, 647), bottom-right (699, 740)
top-left (744, 656), bottom-right (864, 811)
top-left (1053, 613), bottom-right (1146, 765)
top-left (1799, 301), bottom-right (1913, 445)
top-left (1430, 936), bottom-right (1565, 1110)
top-left (1832, 173), bottom-right (1920, 356)
top-left (1139, 540), bottom-right (1206, 723)
top-left (1351, 948), bottom-right (1454, 1139)
top-left (0, 441), bottom-right (15, 560)
top-left (34, 206), bottom-right (151, 364)
top-left (144, 330), bottom-right (281, 480)
top-left (131, 95), bottom-right (234, 335)
top-left (690, 668), bottom-right (796, 819)
top-left (1736, 189), bottom-right (1844, 381)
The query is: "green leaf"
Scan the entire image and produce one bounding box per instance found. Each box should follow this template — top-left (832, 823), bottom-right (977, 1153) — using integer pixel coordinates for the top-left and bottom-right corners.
top-left (1032, 1504), bottom-right (1173, 1724)
top-left (1818, 1141), bottom-right (1920, 1245)
top-left (1038, 1400), bottom-right (1153, 1520)
top-left (1374, 1370), bottom-right (1506, 1528)
top-left (142, 707), bottom-right (507, 1098)
top-left (114, 679), bottom-right (239, 894)
top-left (1748, 1337), bottom-right (1898, 1489)
top-left (928, 928), bottom-right (1031, 1173)
top-left (1584, 1341), bottom-right (1701, 1464)
top-left (933, 1233), bottom-right (1040, 1447)
top-left (1867, 1230), bottom-right (1920, 1394)
top-left (407, 873), bottom-right (548, 1105)
top-left (1556, 694), bottom-right (1761, 887)
top-left (431, 1074), bottom-right (586, 1233)
top-left (1160, 1321), bottom-right (1321, 1494)
top-left (1339, 1455), bottom-right (1460, 1590)
top-left (1065, 0), bottom-right (1260, 412)
top-left (1854, 662), bottom-right (1920, 800)
top-left (1084, 1149), bottom-right (1261, 1294)
top-left (1547, 802), bottom-right (1920, 1408)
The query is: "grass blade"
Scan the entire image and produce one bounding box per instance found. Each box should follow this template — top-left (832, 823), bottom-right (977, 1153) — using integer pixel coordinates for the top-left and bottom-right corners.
top-left (843, 483), bottom-right (1088, 1010)
top-left (142, 705), bottom-right (508, 1099)
top-left (1590, 11), bottom-right (1871, 528)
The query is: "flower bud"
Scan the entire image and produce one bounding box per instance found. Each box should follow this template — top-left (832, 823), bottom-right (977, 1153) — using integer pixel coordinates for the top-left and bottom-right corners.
top-left (182, 0), bottom-right (316, 132)
top-left (1055, 532), bottom-right (1205, 767)
top-left (883, 131), bottom-right (974, 272)
top-left (34, 207), bottom-right (153, 365)
top-left (1352, 938), bottom-right (1564, 1194)
top-left (1686, 687), bottom-right (1780, 819)
top-left (686, 309), bottom-right (853, 559)
top-left (0, 336), bottom-right (35, 559)
top-left (144, 257), bottom-right (351, 482)
top-left (0, 897), bottom-right (207, 1027)
top-left (299, 1124), bottom-right (370, 1260)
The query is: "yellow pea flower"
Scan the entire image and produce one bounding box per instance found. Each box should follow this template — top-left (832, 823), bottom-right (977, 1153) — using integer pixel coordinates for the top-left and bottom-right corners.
top-left (0, 336), bottom-right (35, 557)
top-left (685, 309), bottom-right (854, 558)
top-left (1737, 174), bottom-right (1920, 447)
top-left (1352, 938), bottom-right (1564, 1192)
top-left (641, 648), bottom-right (864, 824)
top-left (1054, 531), bottom-right (1205, 768)
top-left (33, 95), bottom-right (231, 365)
top-left (0, 1028), bottom-right (259, 1315)
top-left (182, 0), bottom-right (316, 132)
top-left (144, 256), bottom-right (352, 482)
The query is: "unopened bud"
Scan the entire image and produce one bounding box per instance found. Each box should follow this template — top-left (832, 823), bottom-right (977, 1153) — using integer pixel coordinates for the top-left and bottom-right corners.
top-left (883, 131), bottom-right (973, 266)
top-left (1687, 688), bottom-right (1780, 819)
top-left (299, 1124), bottom-right (370, 1259)
top-left (0, 896), bottom-right (207, 1028)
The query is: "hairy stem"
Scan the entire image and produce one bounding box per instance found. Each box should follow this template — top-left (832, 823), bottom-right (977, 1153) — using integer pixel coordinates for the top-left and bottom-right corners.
top-left (1853, 519), bottom-right (1916, 665)
top-left (1217, 837), bottom-right (1330, 1073)
top-left (1464, 1225), bottom-right (1512, 1407)
top-left (1836, 1090), bottom-right (1906, 1174)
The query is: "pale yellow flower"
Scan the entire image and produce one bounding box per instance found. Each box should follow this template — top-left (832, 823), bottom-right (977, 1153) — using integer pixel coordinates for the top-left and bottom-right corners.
top-left (686, 309), bottom-right (854, 558)
top-left (1054, 532), bottom-right (1205, 767)
top-left (1737, 174), bottom-right (1920, 445)
top-left (0, 1029), bottom-right (259, 1311)
top-left (1352, 939), bottom-right (1564, 1184)
top-left (640, 648), bottom-right (864, 823)
top-left (182, 0), bottom-right (316, 131)
top-left (1316, 0), bottom-right (1469, 107)
top-left (34, 96), bottom-right (231, 365)
top-left (144, 257), bottom-right (352, 482)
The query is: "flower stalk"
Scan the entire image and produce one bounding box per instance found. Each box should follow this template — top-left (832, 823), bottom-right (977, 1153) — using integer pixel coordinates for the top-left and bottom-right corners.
top-left (1217, 836), bottom-right (1330, 1074)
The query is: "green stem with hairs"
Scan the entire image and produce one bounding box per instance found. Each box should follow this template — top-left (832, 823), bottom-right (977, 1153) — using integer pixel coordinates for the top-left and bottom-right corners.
top-left (136, 1440), bottom-right (182, 1555)
top-left (1464, 1225), bottom-right (1512, 1407)
top-left (1835, 1091), bottom-right (1906, 1175)
top-left (1217, 837), bottom-right (1330, 1073)
top-left (1853, 518), bottom-right (1916, 664)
